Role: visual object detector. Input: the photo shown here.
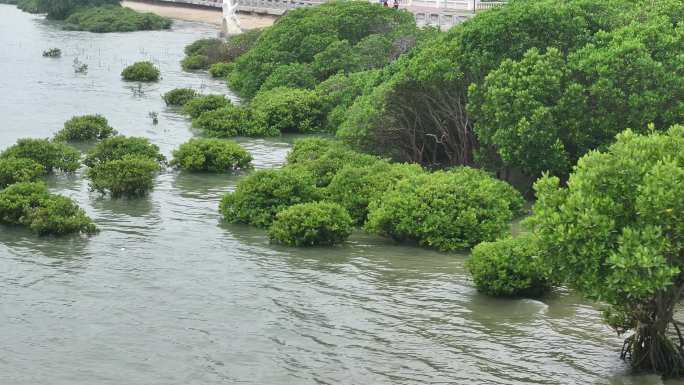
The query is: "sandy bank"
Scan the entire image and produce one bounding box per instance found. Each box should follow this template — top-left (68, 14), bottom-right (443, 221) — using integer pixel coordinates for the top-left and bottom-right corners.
top-left (121, 0), bottom-right (276, 29)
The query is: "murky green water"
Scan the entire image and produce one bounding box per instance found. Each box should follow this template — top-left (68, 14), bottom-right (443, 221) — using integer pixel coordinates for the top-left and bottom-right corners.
top-left (0, 5), bottom-right (676, 385)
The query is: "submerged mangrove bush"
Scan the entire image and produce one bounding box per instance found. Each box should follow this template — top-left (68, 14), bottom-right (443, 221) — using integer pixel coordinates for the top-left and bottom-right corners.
top-left (183, 94), bottom-right (231, 119)
top-left (192, 105), bottom-right (278, 137)
top-left (181, 30), bottom-right (262, 71)
top-left (84, 135), bottom-right (165, 167)
top-left (163, 88), bottom-right (198, 107)
top-left (86, 155), bottom-right (160, 197)
top-left (84, 136), bottom-right (164, 197)
top-left (121, 61), bottom-right (160, 82)
top-left (526, 127), bottom-right (684, 375)
top-left (250, 87), bottom-right (324, 134)
top-left (209, 62), bottom-right (232, 78)
top-left (268, 201), bottom-right (353, 246)
top-left (170, 138), bottom-right (252, 172)
top-left (0, 182), bottom-right (97, 235)
top-left (64, 5), bottom-right (171, 32)
top-left (54, 114), bottom-right (116, 141)
top-left (0, 138), bottom-right (80, 173)
top-left (220, 167), bottom-right (320, 227)
top-left (366, 167), bottom-right (523, 251)
top-left (326, 161), bottom-right (424, 224)
top-left (466, 235), bottom-right (551, 297)
top-left (0, 157), bottom-right (45, 188)
top-left (285, 137), bottom-right (379, 187)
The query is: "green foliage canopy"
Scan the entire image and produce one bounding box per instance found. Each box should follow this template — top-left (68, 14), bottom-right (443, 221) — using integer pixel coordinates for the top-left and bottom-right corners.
top-left (54, 114), bottom-right (116, 142)
top-left (220, 167), bottom-right (321, 227)
top-left (466, 235), bottom-right (550, 297)
top-left (0, 138), bottom-right (80, 173)
top-left (163, 88), bottom-right (198, 107)
top-left (0, 182), bottom-right (97, 235)
top-left (366, 167), bottom-right (523, 251)
top-left (170, 138), bottom-right (252, 172)
top-left (268, 201), bottom-right (353, 246)
top-left (526, 126), bottom-right (684, 374)
top-left (121, 61), bottom-right (160, 82)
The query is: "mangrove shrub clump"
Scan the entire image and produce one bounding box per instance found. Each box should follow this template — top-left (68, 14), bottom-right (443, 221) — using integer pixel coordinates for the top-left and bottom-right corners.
top-left (285, 138), bottom-right (379, 187)
top-left (54, 114), bottom-right (116, 142)
top-left (326, 161), bottom-right (424, 225)
top-left (181, 54), bottom-right (208, 71)
top-left (42, 48), bottom-right (61, 57)
top-left (466, 236), bottom-right (551, 297)
top-left (183, 94), bottom-right (231, 119)
top-left (220, 167), bottom-right (320, 227)
top-left (84, 136), bottom-right (165, 167)
top-left (64, 5), bottom-right (171, 33)
top-left (29, 0), bottom-right (119, 19)
top-left (163, 88), bottom-right (198, 106)
top-left (209, 62), bottom-right (232, 78)
top-left (0, 158), bottom-right (45, 188)
top-left (192, 106), bottom-right (278, 138)
top-left (0, 182), bottom-right (97, 236)
top-left (121, 61), bottom-right (160, 82)
top-left (0, 138), bottom-right (80, 173)
top-left (170, 138), bottom-right (252, 172)
top-left (268, 201), bottom-right (353, 247)
top-left (366, 167), bottom-right (523, 251)
top-left (227, 1), bottom-right (416, 98)
top-left (250, 87), bottom-right (324, 134)
top-left (526, 127), bottom-right (684, 375)
top-left (181, 30), bottom-right (262, 71)
top-left (86, 155), bottom-right (159, 197)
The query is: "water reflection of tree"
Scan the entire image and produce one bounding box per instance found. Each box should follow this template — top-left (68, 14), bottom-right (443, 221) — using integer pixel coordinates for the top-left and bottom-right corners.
top-left (0, 224), bottom-right (91, 265)
top-left (171, 170), bottom-right (242, 200)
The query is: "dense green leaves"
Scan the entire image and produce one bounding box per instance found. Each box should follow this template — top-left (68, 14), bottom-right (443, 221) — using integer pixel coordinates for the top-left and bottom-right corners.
top-left (326, 161), bottom-right (423, 224)
top-left (337, 0), bottom-right (683, 186)
top-left (220, 167), bottom-right (320, 227)
top-left (227, 1), bottom-right (416, 98)
top-left (84, 136), bottom-right (165, 167)
top-left (366, 167), bottom-right (523, 251)
top-left (86, 155), bottom-right (159, 197)
top-left (163, 88), bottom-right (198, 106)
top-left (0, 138), bottom-right (80, 173)
top-left (54, 114), bottom-right (116, 141)
top-left (209, 62), bottom-right (233, 78)
top-left (286, 138), bottom-right (379, 187)
top-left (0, 158), bottom-right (45, 188)
top-left (84, 136), bottom-right (164, 197)
top-left (0, 182), bottom-right (97, 235)
top-left (250, 87), bottom-right (324, 134)
top-left (526, 127), bottom-right (684, 374)
top-left (268, 201), bottom-right (353, 246)
top-left (33, 0), bottom-right (119, 19)
top-left (171, 138), bottom-right (252, 172)
top-left (63, 5), bottom-right (171, 32)
top-left (121, 61), bottom-right (160, 82)
top-left (181, 30), bottom-right (261, 71)
top-left (467, 236), bottom-right (550, 297)
top-left (192, 105), bottom-right (278, 137)
top-left (183, 95), bottom-right (231, 119)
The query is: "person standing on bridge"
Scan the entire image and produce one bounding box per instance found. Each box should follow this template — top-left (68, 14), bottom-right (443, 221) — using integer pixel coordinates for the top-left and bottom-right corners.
top-left (393, 0), bottom-right (399, 9)
top-left (383, 0), bottom-right (388, 7)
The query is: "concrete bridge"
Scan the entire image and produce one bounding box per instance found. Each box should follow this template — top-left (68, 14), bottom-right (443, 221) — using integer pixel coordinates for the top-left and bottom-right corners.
top-left (155, 0), bottom-right (505, 30)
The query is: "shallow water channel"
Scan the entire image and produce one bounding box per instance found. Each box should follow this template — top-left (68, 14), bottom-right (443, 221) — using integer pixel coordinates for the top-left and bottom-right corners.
top-left (0, 5), bottom-right (678, 385)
